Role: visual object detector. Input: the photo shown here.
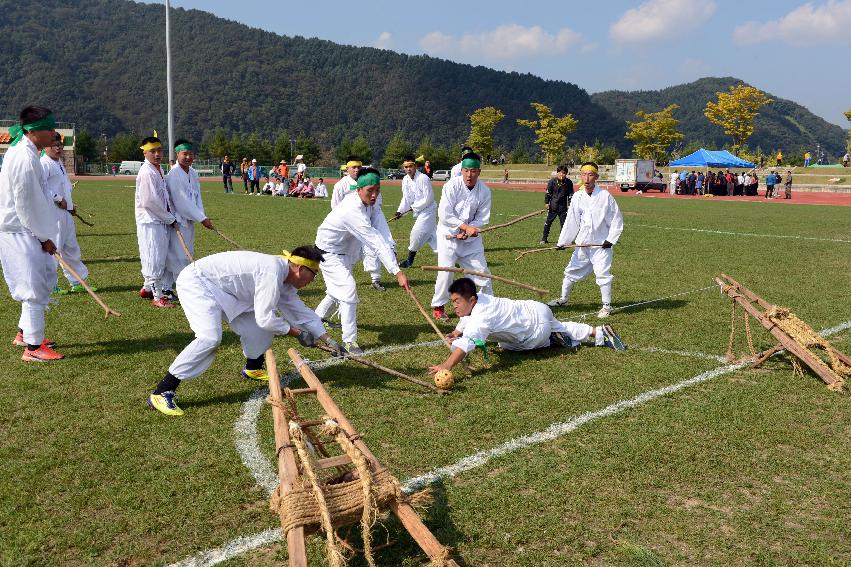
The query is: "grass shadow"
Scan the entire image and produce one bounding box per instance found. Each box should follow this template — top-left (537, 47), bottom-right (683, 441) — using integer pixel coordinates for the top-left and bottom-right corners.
top-left (71, 331), bottom-right (241, 358)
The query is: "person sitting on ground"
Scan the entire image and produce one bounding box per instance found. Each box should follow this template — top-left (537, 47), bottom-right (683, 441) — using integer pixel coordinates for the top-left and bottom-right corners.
top-left (262, 178), bottom-right (275, 195)
top-left (314, 177), bottom-right (328, 198)
top-left (300, 176), bottom-right (315, 198)
top-left (147, 246), bottom-right (344, 416)
top-left (428, 278), bottom-right (626, 375)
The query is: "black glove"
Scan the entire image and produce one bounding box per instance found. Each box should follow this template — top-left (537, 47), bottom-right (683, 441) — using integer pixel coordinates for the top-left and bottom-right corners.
top-left (602, 240), bottom-right (613, 249)
top-left (325, 338), bottom-right (345, 357)
top-left (296, 329), bottom-right (316, 347)
top-left (555, 245), bottom-right (567, 250)
top-left (393, 211), bottom-right (403, 220)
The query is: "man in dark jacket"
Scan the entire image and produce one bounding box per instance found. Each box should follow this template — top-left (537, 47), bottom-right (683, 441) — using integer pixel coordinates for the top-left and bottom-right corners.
top-left (540, 165), bottom-right (573, 244)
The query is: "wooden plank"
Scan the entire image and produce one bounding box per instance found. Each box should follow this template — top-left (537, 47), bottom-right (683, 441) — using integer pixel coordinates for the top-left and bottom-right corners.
top-left (315, 454), bottom-right (353, 470)
top-left (265, 350), bottom-right (308, 567)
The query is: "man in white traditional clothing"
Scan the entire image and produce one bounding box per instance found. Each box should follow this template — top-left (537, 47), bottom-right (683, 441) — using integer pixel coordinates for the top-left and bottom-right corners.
top-left (393, 154), bottom-right (436, 268)
top-left (41, 132), bottom-right (94, 295)
top-left (428, 278), bottom-right (626, 374)
top-left (549, 162), bottom-right (624, 319)
top-left (330, 155), bottom-right (395, 291)
top-left (135, 134), bottom-right (178, 308)
top-left (450, 146), bottom-right (475, 178)
top-left (313, 177), bottom-right (328, 198)
top-left (430, 152), bottom-right (492, 322)
top-left (0, 106), bottom-right (63, 362)
top-left (314, 168), bottom-right (410, 354)
top-left (163, 139), bottom-right (215, 300)
top-left (147, 246), bottom-right (344, 416)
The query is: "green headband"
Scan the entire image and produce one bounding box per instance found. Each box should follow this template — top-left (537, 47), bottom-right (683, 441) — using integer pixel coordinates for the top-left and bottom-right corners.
top-left (175, 143), bottom-right (193, 153)
top-left (9, 113), bottom-right (56, 147)
top-left (461, 157), bottom-right (481, 169)
top-left (356, 172), bottom-right (381, 189)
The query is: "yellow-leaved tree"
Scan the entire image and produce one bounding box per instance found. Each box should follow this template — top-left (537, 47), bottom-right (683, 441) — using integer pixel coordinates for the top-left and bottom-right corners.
top-left (466, 107), bottom-right (504, 159)
top-left (704, 84), bottom-right (772, 153)
top-left (516, 102), bottom-right (578, 165)
top-left (625, 104), bottom-right (684, 162)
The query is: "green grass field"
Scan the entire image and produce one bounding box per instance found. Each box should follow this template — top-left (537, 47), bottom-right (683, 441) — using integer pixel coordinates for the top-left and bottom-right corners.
top-left (1, 180), bottom-right (849, 566)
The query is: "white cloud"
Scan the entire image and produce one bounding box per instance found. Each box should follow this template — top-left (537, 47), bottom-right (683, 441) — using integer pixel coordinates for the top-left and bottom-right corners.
top-left (733, 1), bottom-right (851, 45)
top-left (419, 24), bottom-right (582, 60)
top-left (609, 0), bottom-right (716, 43)
top-left (374, 31), bottom-right (393, 50)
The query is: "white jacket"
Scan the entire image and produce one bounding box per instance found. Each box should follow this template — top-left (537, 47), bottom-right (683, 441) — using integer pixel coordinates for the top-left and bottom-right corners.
top-left (40, 155), bottom-right (73, 210)
top-left (398, 170), bottom-right (436, 216)
top-left (166, 165), bottom-right (206, 226)
top-left (557, 185), bottom-right (624, 247)
top-left (135, 160), bottom-right (176, 225)
top-left (0, 137), bottom-right (57, 241)
top-left (331, 174), bottom-right (357, 208)
top-left (452, 294), bottom-right (538, 353)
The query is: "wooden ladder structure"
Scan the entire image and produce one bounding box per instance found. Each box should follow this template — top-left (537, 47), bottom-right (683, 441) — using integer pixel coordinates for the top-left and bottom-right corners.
top-left (716, 273), bottom-right (851, 390)
top-left (265, 347), bottom-right (461, 567)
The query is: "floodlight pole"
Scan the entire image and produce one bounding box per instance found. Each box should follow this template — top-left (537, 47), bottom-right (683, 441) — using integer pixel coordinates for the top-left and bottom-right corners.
top-left (165, 0), bottom-right (175, 165)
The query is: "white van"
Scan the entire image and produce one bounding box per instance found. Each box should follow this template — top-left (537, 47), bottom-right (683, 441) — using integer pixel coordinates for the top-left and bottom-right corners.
top-left (118, 161), bottom-right (143, 175)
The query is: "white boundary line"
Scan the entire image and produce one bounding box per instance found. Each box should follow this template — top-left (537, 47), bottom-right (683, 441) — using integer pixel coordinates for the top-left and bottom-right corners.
top-left (634, 223), bottom-right (851, 244)
top-left (171, 319), bottom-right (850, 567)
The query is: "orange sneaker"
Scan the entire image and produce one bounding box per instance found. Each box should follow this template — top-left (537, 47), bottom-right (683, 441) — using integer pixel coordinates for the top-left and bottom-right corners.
top-left (22, 344), bottom-right (65, 362)
top-left (12, 332), bottom-right (55, 348)
top-left (432, 306), bottom-right (449, 322)
top-left (139, 287), bottom-right (154, 299)
top-left (151, 298), bottom-right (176, 308)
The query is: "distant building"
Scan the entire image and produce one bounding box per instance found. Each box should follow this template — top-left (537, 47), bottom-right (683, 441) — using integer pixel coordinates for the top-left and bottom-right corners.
top-left (0, 120), bottom-right (77, 174)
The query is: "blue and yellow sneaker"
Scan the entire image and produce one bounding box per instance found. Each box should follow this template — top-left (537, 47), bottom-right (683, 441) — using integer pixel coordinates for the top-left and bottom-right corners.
top-left (147, 391), bottom-right (184, 416)
top-left (601, 324), bottom-right (627, 351)
top-left (242, 368), bottom-right (268, 381)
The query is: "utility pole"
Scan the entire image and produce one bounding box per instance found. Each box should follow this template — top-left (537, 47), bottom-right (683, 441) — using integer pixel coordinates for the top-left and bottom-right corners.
top-left (165, 0), bottom-right (175, 166)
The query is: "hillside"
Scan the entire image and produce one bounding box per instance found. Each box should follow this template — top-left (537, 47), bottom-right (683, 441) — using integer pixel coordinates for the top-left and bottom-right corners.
top-left (592, 77), bottom-right (847, 156)
top-left (2, 2), bottom-right (844, 158)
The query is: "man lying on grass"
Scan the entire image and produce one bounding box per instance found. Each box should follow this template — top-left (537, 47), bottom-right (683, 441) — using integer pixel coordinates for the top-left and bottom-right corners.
top-left (148, 246), bottom-right (344, 416)
top-left (428, 278), bottom-right (626, 375)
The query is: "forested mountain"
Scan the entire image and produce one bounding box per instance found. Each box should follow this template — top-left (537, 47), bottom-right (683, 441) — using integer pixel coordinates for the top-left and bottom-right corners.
top-left (592, 77), bottom-right (847, 156)
top-left (2, 1), bottom-right (845, 158)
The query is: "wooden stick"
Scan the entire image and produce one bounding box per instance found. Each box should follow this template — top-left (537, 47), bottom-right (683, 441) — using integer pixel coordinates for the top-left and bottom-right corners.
top-left (315, 344), bottom-right (447, 394)
top-left (514, 243), bottom-right (603, 261)
top-left (214, 228), bottom-right (243, 249)
top-left (73, 204), bottom-right (95, 218)
top-left (173, 225), bottom-right (194, 262)
top-left (388, 209), bottom-right (410, 222)
top-left (54, 253), bottom-right (121, 318)
top-left (286, 349), bottom-right (460, 565)
top-left (443, 208), bottom-right (547, 239)
top-left (405, 287), bottom-right (452, 349)
top-left (751, 343), bottom-right (784, 368)
top-left (70, 210), bottom-right (94, 227)
top-left (265, 350), bottom-right (309, 567)
top-left (421, 265), bottom-right (550, 297)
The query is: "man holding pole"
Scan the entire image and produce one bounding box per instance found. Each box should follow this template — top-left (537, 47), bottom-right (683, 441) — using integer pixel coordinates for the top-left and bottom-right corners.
top-left (147, 246), bottom-right (343, 416)
top-left (548, 162), bottom-right (623, 319)
top-left (135, 134), bottom-right (178, 308)
top-left (430, 152), bottom-right (492, 322)
top-left (314, 167), bottom-right (410, 354)
top-left (41, 132), bottom-right (94, 295)
top-left (163, 138), bottom-right (215, 298)
top-left (428, 278), bottom-right (625, 374)
top-left (393, 154), bottom-right (436, 268)
top-left (0, 105), bottom-right (64, 361)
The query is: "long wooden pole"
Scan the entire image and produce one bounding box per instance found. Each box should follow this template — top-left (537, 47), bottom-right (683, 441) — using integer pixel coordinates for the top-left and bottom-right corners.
top-left (314, 344), bottom-right (447, 394)
top-left (388, 209), bottom-right (410, 222)
top-left (421, 265), bottom-right (550, 297)
top-left (405, 287), bottom-right (452, 349)
top-left (55, 253), bottom-right (121, 318)
top-left (214, 228), bottom-right (243, 249)
top-left (715, 276), bottom-right (837, 387)
top-left (70, 210), bottom-right (94, 227)
top-left (173, 225), bottom-right (194, 262)
top-left (514, 243), bottom-right (603, 261)
top-left (286, 349), bottom-right (461, 566)
top-left (265, 350), bottom-right (309, 567)
top-left (443, 208), bottom-right (546, 239)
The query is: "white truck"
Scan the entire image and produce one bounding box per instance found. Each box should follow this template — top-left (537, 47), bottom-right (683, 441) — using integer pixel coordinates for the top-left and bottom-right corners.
top-left (615, 159), bottom-right (666, 192)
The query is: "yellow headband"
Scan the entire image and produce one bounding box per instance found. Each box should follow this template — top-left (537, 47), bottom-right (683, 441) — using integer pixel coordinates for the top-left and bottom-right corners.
top-left (346, 160), bottom-right (362, 168)
top-left (140, 141), bottom-right (162, 152)
top-left (402, 160), bottom-right (416, 167)
top-left (279, 250), bottom-right (320, 272)
top-left (580, 164), bottom-right (599, 173)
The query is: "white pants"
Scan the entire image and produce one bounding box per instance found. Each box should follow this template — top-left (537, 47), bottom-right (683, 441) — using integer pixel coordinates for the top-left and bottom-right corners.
top-left (56, 212), bottom-right (88, 285)
top-left (362, 240), bottom-right (396, 282)
top-left (168, 268), bottom-right (274, 379)
top-left (0, 232), bottom-right (57, 345)
top-left (498, 302), bottom-right (594, 351)
top-left (431, 239), bottom-right (492, 307)
top-left (560, 246), bottom-right (613, 304)
top-left (137, 222), bottom-right (170, 299)
top-left (408, 206), bottom-right (437, 253)
top-left (315, 253), bottom-right (360, 343)
top-left (164, 222), bottom-right (195, 291)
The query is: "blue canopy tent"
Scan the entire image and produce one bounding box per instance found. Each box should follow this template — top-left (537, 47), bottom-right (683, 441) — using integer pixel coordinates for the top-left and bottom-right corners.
top-left (670, 148), bottom-right (755, 169)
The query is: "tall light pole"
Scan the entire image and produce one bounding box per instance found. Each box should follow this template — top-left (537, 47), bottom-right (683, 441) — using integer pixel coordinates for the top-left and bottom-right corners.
top-left (165, 0), bottom-right (175, 166)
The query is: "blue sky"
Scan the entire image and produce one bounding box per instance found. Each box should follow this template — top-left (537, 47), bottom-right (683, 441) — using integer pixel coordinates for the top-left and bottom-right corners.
top-left (149, 0), bottom-right (851, 126)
